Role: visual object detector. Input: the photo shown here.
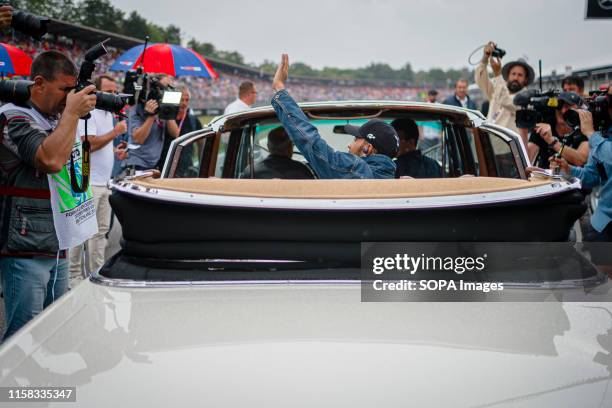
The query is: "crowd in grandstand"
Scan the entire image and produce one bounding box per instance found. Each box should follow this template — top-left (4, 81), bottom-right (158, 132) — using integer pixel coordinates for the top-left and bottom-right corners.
top-left (2, 34), bottom-right (450, 110)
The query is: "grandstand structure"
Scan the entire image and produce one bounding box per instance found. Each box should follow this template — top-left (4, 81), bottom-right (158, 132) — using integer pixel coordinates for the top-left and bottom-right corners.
top-left (3, 18), bottom-right (451, 111)
top-left (540, 64), bottom-right (612, 93)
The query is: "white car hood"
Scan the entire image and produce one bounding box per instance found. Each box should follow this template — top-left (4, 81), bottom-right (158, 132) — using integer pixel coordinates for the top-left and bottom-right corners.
top-left (1, 280), bottom-right (612, 408)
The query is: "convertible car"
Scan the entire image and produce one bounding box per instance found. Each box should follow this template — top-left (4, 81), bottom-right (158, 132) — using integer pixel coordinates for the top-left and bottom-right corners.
top-left (1, 101), bottom-right (610, 408)
top-left (110, 101), bottom-right (586, 261)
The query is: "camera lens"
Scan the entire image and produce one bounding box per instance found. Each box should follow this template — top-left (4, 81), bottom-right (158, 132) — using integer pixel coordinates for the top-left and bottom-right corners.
top-left (11, 10), bottom-right (48, 39)
top-left (0, 80), bottom-right (33, 105)
top-left (563, 110), bottom-right (580, 129)
top-left (95, 91), bottom-right (128, 114)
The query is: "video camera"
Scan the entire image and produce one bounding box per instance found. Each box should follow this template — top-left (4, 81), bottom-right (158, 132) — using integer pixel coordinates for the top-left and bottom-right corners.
top-left (76, 40), bottom-right (130, 116)
top-left (123, 71), bottom-right (182, 120)
top-left (0, 3), bottom-right (48, 39)
top-left (563, 88), bottom-right (611, 132)
top-left (513, 89), bottom-right (559, 128)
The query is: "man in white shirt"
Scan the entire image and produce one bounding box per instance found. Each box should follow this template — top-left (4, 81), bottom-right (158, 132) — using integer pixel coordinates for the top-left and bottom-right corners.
top-left (475, 41), bottom-right (534, 145)
top-left (224, 81), bottom-right (257, 114)
top-left (69, 75), bottom-right (127, 282)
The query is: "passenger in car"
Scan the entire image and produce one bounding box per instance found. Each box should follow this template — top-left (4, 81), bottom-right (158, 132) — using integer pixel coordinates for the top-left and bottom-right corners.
top-left (392, 118), bottom-right (442, 178)
top-left (270, 54), bottom-right (398, 179)
top-left (240, 127), bottom-right (315, 179)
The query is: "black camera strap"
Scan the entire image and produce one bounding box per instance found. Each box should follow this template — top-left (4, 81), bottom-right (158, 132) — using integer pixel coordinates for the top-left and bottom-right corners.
top-left (69, 119), bottom-right (91, 193)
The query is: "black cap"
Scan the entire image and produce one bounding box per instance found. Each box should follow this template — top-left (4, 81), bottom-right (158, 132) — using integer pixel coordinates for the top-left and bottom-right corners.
top-left (558, 92), bottom-right (582, 107)
top-left (428, 89), bottom-right (438, 96)
top-left (344, 119), bottom-right (399, 158)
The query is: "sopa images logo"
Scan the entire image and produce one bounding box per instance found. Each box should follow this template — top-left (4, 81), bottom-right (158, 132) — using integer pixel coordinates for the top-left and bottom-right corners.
top-left (600, 0), bottom-right (612, 10)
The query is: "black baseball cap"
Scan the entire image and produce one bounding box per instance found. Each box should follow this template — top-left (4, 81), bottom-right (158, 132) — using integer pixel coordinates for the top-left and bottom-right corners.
top-left (557, 92), bottom-right (582, 107)
top-left (344, 119), bottom-right (400, 158)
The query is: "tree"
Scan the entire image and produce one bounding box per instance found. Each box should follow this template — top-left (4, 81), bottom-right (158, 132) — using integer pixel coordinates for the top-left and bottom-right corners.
top-left (122, 11), bottom-right (149, 40)
top-left (161, 24), bottom-right (181, 44)
top-left (77, 0), bottom-right (124, 33)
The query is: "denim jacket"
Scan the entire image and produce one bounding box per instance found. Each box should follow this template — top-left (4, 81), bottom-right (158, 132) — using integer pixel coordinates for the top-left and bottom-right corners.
top-left (271, 90), bottom-right (396, 179)
top-left (570, 126), bottom-right (612, 232)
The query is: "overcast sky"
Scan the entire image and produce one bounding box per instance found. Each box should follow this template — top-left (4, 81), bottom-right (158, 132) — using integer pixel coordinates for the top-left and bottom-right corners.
top-left (111, 0), bottom-right (612, 74)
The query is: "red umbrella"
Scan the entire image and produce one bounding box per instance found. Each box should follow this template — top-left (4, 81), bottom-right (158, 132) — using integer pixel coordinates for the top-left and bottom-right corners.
top-left (0, 43), bottom-right (32, 76)
top-left (110, 43), bottom-right (218, 78)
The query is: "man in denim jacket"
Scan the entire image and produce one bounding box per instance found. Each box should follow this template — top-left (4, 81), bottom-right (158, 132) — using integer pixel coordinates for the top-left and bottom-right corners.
top-left (270, 54), bottom-right (398, 179)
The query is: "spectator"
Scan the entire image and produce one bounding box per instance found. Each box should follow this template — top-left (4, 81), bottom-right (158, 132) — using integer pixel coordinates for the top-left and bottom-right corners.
top-left (0, 51), bottom-right (96, 340)
top-left (240, 127), bottom-right (315, 179)
top-left (0, 5), bottom-right (12, 29)
top-left (475, 41), bottom-right (534, 145)
top-left (270, 54), bottom-right (398, 179)
top-left (392, 118), bottom-right (442, 178)
top-left (562, 75), bottom-right (585, 97)
top-left (443, 79), bottom-right (477, 110)
top-left (69, 75), bottom-right (127, 282)
top-left (426, 89), bottom-right (438, 103)
top-left (224, 81), bottom-right (257, 114)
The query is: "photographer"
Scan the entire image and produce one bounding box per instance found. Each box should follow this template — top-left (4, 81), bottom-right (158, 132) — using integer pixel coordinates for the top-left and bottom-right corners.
top-left (156, 87), bottom-right (202, 170)
top-left (125, 74), bottom-right (172, 170)
top-left (552, 86), bottom-right (612, 241)
top-left (69, 75), bottom-right (127, 283)
top-left (527, 92), bottom-right (589, 168)
top-left (475, 41), bottom-right (534, 145)
top-left (0, 50), bottom-right (96, 340)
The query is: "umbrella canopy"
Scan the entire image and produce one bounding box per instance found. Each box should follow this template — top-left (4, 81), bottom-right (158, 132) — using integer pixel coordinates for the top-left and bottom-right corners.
top-left (0, 43), bottom-right (32, 76)
top-left (110, 43), bottom-right (218, 78)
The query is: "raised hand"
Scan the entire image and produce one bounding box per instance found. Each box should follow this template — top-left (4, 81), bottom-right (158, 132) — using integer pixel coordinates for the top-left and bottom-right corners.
top-left (272, 54), bottom-right (289, 93)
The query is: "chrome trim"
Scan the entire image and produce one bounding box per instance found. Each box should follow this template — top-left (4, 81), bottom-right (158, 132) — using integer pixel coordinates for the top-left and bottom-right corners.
top-left (162, 127), bottom-right (215, 178)
top-left (479, 122), bottom-right (531, 166)
top-left (109, 177), bottom-right (582, 210)
top-left (89, 270), bottom-right (606, 291)
top-left (209, 100), bottom-right (486, 130)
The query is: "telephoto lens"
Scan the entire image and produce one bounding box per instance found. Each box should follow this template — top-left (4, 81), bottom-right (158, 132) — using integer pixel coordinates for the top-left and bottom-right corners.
top-left (0, 79), bottom-right (33, 105)
top-left (11, 9), bottom-right (49, 39)
top-left (95, 91), bottom-right (129, 114)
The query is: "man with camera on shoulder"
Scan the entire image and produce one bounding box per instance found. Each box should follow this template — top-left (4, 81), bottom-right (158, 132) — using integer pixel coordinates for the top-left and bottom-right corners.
top-left (551, 86), bottom-right (612, 242)
top-left (0, 50), bottom-right (96, 340)
top-left (527, 92), bottom-right (589, 169)
top-left (125, 74), bottom-right (173, 171)
top-left (475, 41), bottom-right (533, 145)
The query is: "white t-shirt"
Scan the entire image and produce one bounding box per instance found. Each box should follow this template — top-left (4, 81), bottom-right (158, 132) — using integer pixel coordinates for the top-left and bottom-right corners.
top-left (224, 98), bottom-right (250, 115)
top-left (458, 96), bottom-right (469, 108)
top-left (77, 109), bottom-right (115, 186)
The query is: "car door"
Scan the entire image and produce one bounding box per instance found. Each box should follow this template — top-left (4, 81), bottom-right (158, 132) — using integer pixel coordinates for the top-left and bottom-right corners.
top-left (475, 123), bottom-right (528, 179)
top-left (162, 128), bottom-right (219, 178)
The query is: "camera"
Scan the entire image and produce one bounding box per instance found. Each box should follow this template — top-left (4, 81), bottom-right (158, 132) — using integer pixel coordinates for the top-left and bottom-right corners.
top-left (0, 3), bottom-right (49, 39)
top-left (76, 40), bottom-right (129, 115)
top-left (0, 79), bottom-right (32, 105)
top-left (123, 71), bottom-right (182, 120)
top-left (513, 89), bottom-right (559, 128)
top-left (491, 46), bottom-right (506, 59)
top-left (563, 89), bottom-right (611, 132)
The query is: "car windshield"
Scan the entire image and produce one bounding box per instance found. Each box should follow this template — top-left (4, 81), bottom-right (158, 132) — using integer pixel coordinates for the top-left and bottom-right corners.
top-left (251, 119), bottom-right (443, 165)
